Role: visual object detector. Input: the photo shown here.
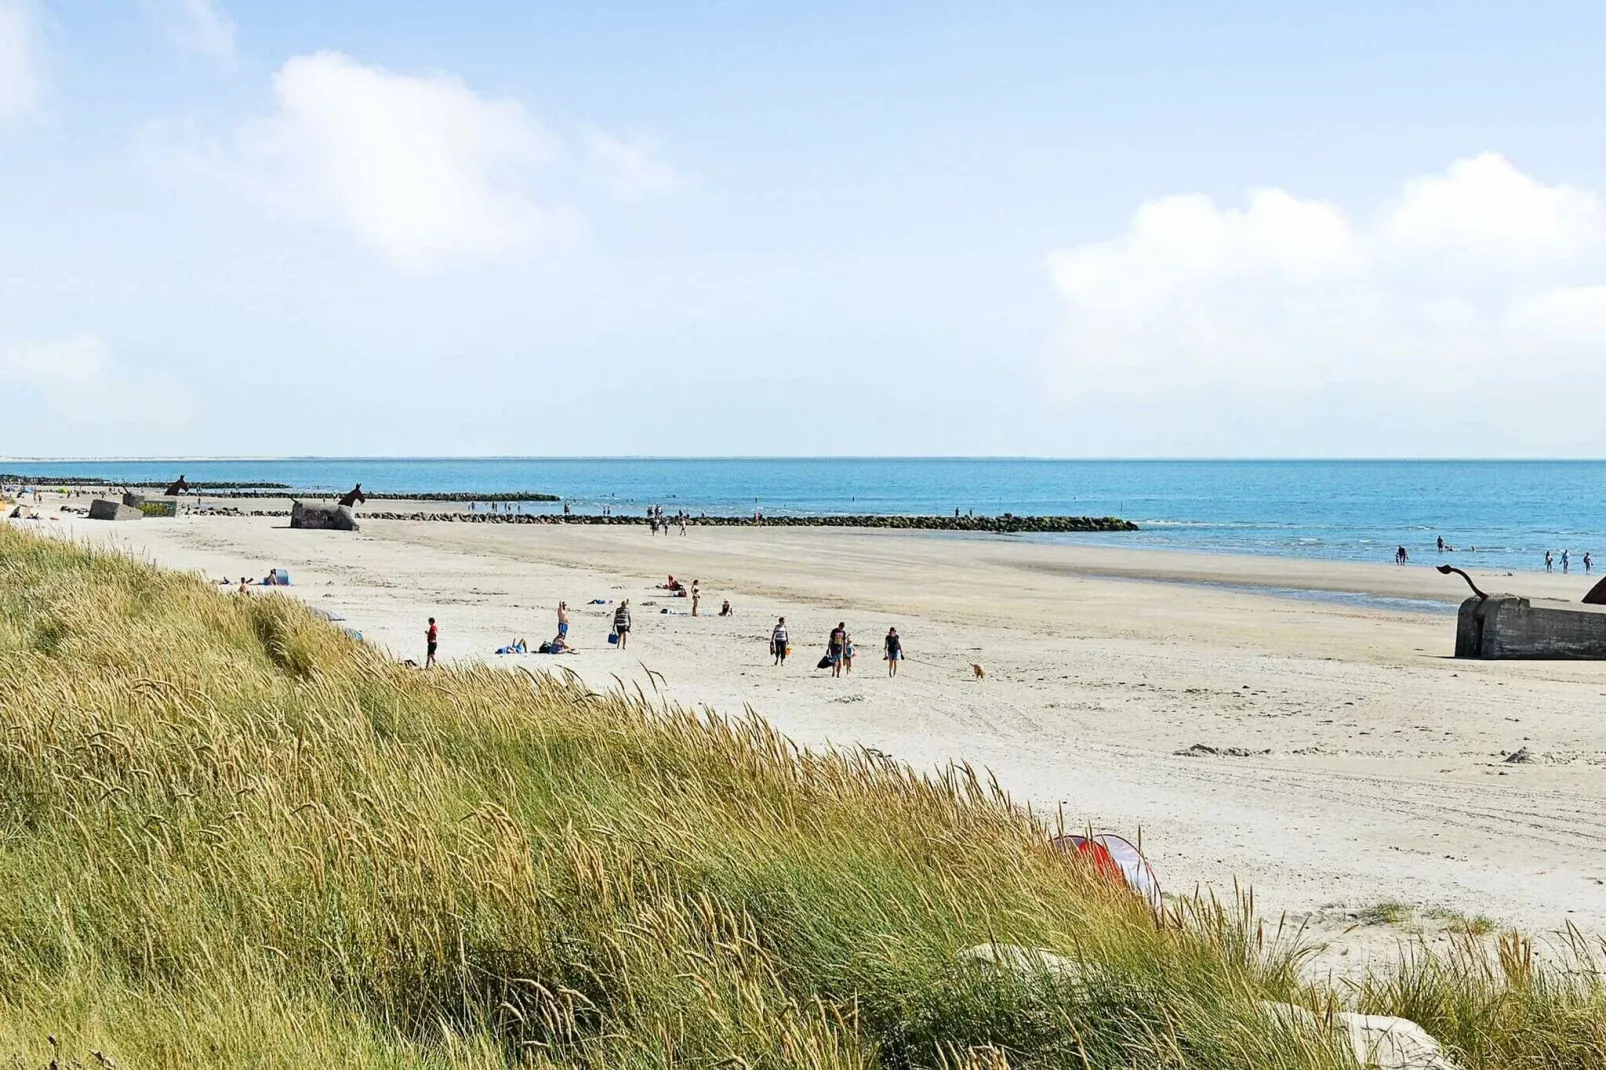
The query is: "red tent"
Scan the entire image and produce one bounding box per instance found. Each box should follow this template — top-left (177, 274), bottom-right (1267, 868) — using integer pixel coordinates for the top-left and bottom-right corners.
top-left (1052, 832), bottom-right (1162, 912)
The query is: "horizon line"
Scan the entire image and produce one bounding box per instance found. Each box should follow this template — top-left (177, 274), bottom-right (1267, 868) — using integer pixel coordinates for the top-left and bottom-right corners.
top-left (5, 455), bottom-right (1606, 465)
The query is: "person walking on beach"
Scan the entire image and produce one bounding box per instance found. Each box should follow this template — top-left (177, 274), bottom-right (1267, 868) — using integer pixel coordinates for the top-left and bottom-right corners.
top-left (557, 601), bottom-right (569, 641)
top-left (425, 617), bottom-right (439, 668)
top-left (1546, 550), bottom-right (1554, 573)
top-left (883, 627), bottom-right (902, 677)
top-left (1395, 546), bottom-right (1408, 566)
top-left (771, 617), bottom-right (789, 665)
top-left (828, 622), bottom-right (846, 678)
top-left (613, 601), bottom-right (632, 650)
top-left (691, 580), bottom-right (701, 617)
top-left (843, 629), bottom-right (855, 674)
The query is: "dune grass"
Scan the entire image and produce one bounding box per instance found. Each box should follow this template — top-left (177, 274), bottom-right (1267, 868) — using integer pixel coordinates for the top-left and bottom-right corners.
top-left (0, 526), bottom-right (1602, 1068)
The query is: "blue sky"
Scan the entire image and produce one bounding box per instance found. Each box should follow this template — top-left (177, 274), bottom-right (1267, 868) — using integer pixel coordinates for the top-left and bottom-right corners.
top-left (4, 2), bottom-right (1606, 457)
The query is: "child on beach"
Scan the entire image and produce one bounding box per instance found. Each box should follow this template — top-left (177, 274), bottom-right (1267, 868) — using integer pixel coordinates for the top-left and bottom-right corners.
top-left (425, 617), bottom-right (439, 668)
top-left (883, 627), bottom-right (902, 677)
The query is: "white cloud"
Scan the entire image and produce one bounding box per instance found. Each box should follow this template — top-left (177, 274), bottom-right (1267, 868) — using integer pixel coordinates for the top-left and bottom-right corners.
top-left (0, 0), bottom-right (39, 120)
top-left (0, 334), bottom-right (112, 393)
top-left (1046, 154), bottom-right (1606, 452)
top-left (144, 0), bottom-right (236, 72)
top-left (0, 334), bottom-right (196, 451)
top-left (583, 124), bottom-right (682, 200)
top-left (236, 51), bottom-right (565, 268)
top-left (1384, 153), bottom-right (1599, 259)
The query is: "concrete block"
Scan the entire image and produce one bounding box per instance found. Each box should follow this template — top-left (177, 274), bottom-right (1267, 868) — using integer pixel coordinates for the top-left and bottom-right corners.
top-left (290, 501), bottom-right (359, 532)
top-left (123, 493), bottom-right (177, 517)
top-left (88, 499), bottom-right (144, 521)
top-left (1455, 594), bottom-right (1606, 659)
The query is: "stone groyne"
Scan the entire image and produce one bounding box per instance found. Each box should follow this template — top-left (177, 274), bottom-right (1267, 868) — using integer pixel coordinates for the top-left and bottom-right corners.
top-left (213, 510), bottom-right (1138, 533)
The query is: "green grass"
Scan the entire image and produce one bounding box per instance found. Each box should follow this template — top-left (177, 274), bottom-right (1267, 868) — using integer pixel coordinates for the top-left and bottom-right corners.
top-left (1359, 901), bottom-right (1416, 928)
top-left (0, 526), bottom-right (1603, 1068)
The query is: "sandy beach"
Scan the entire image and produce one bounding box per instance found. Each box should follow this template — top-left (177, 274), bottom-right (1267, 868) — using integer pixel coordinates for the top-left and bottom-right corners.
top-left (39, 503), bottom-right (1606, 975)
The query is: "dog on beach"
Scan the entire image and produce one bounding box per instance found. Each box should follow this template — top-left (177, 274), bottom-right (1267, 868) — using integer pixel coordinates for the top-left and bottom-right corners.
top-left (970, 662), bottom-right (986, 680)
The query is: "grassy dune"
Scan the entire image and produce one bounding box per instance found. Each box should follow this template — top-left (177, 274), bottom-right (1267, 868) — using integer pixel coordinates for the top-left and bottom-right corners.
top-left (0, 527), bottom-right (1601, 1068)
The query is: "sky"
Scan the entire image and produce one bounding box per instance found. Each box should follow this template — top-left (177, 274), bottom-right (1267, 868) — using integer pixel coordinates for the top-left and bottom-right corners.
top-left (3, 1), bottom-right (1606, 458)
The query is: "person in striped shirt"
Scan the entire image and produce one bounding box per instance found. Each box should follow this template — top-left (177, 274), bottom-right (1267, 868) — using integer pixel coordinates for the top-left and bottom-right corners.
top-left (771, 617), bottom-right (789, 665)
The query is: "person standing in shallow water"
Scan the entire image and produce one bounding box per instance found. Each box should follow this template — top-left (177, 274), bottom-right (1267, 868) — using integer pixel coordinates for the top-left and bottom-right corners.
top-left (883, 627), bottom-right (902, 677)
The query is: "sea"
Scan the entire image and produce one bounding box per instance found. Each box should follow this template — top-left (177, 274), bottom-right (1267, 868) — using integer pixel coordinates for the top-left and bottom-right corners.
top-left (7, 458), bottom-right (1603, 573)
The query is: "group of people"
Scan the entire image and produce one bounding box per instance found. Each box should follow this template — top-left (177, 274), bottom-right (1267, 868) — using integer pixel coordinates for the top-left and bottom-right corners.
top-left (1544, 549), bottom-right (1592, 574)
top-left (419, 579), bottom-right (904, 679)
top-left (1407, 537), bottom-right (1596, 576)
top-left (770, 617), bottom-right (902, 677)
top-left (648, 505), bottom-right (687, 536)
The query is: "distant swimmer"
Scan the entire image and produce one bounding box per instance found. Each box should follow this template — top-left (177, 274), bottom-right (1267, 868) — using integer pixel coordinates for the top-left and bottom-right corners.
top-left (1437, 535), bottom-right (1445, 552)
top-left (1562, 550), bottom-right (1571, 573)
top-left (1586, 552), bottom-right (1594, 575)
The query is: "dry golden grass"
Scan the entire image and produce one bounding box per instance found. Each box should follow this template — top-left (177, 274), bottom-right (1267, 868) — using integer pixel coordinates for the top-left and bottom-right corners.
top-left (0, 526), bottom-right (1601, 1068)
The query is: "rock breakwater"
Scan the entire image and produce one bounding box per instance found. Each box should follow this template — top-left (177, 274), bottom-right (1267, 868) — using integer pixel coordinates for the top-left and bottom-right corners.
top-left (225, 510), bottom-right (1138, 532)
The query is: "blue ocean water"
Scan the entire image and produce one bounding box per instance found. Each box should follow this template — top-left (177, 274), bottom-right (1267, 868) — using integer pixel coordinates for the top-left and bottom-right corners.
top-left (8, 458), bottom-right (1604, 572)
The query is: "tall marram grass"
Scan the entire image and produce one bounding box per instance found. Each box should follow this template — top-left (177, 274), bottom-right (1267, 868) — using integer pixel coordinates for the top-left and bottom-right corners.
top-left (0, 528), bottom-right (1600, 1069)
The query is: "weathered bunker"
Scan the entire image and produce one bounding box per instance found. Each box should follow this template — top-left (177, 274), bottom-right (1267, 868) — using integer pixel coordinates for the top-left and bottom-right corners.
top-left (1455, 594), bottom-right (1606, 659)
